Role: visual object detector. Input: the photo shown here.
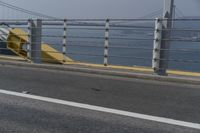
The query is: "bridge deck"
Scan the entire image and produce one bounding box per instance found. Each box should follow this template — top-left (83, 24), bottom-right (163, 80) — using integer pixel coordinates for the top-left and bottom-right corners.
top-left (0, 64), bottom-right (199, 132)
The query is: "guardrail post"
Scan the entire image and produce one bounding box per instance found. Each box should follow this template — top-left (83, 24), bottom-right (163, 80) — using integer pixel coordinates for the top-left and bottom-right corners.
top-left (27, 19), bottom-right (34, 61)
top-left (63, 19), bottom-right (67, 63)
top-left (104, 19), bottom-right (110, 66)
top-left (156, 0), bottom-right (174, 75)
top-left (28, 19), bottom-right (42, 63)
top-left (153, 18), bottom-right (163, 74)
top-left (32, 19), bottom-right (42, 63)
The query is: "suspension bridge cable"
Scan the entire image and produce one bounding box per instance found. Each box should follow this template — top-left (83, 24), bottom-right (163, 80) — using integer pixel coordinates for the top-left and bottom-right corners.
top-left (0, 1), bottom-right (57, 19)
top-left (0, 1), bottom-right (55, 19)
top-left (175, 7), bottom-right (186, 18)
top-left (175, 6), bottom-right (191, 28)
top-left (139, 8), bottom-right (163, 19)
top-left (111, 8), bottom-right (163, 25)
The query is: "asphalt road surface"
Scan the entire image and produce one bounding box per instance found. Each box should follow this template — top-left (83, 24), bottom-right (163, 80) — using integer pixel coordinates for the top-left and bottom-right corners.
top-left (0, 65), bottom-right (199, 133)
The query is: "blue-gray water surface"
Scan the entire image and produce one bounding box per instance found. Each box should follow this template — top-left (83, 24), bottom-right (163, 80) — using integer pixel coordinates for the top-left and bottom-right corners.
top-left (42, 20), bottom-right (200, 72)
top-left (17, 20), bottom-right (200, 72)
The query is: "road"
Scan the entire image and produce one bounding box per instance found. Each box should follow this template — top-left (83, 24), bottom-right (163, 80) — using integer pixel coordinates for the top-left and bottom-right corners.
top-left (0, 65), bottom-right (200, 132)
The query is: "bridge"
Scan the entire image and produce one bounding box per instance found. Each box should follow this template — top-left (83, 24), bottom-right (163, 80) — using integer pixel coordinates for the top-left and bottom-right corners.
top-left (0, 0), bottom-right (200, 133)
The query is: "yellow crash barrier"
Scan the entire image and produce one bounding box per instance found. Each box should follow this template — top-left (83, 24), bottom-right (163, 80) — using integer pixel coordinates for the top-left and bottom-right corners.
top-left (7, 28), bottom-right (73, 64)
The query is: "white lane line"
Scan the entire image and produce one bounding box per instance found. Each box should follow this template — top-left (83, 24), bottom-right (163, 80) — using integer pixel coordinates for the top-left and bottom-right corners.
top-left (0, 89), bottom-right (199, 130)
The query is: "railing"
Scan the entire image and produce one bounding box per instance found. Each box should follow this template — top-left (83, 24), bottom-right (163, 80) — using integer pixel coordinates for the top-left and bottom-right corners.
top-left (0, 18), bottom-right (200, 75)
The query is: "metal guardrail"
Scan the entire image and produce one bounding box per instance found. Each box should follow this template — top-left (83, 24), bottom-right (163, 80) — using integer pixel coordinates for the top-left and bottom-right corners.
top-left (0, 18), bottom-right (200, 75)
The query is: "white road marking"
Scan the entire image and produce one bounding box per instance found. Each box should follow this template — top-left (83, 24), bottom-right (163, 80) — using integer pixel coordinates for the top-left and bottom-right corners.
top-left (0, 89), bottom-right (199, 130)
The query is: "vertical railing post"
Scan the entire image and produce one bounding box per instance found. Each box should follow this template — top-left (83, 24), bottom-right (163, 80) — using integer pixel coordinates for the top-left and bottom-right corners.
top-left (27, 19), bottom-right (33, 61)
top-left (63, 19), bottom-right (67, 63)
top-left (32, 19), bottom-right (42, 63)
top-left (28, 19), bottom-right (42, 63)
top-left (104, 19), bottom-right (110, 66)
top-left (153, 18), bottom-right (163, 74)
top-left (157, 0), bottom-right (174, 75)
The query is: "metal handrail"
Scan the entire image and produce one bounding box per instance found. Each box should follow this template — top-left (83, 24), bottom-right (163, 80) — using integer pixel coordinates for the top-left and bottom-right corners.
top-left (0, 18), bottom-right (200, 73)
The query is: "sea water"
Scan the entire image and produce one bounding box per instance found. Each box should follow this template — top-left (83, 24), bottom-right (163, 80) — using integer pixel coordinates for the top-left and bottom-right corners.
top-left (42, 21), bottom-right (200, 72)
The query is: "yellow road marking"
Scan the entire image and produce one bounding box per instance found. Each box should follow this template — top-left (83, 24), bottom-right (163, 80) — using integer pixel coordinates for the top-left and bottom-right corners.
top-left (66, 62), bottom-right (152, 72)
top-left (167, 70), bottom-right (200, 77)
top-left (66, 62), bottom-right (200, 77)
top-left (0, 55), bottom-right (26, 61)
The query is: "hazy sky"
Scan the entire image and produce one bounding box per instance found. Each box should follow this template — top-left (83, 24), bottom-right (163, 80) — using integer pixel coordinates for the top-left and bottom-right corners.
top-left (3, 0), bottom-right (200, 18)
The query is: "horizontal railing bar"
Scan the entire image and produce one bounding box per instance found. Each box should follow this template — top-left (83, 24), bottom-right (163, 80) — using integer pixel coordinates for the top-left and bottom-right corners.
top-left (9, 26), bottom-right (155, 31)
top-left (67, 44), bottom-right (103, 48)
top-left (109, 46), bottom-right (153, 50)
top-left (0, 33), bottom-right (27, 36)
top-left (160, 48), bottom-right (200, 52)
top-left (157, 58), bottom-right (200, 63)
top-left (68, 40), bottom-right (103, 43)
top-left (109, 55), bottom-right (151, 60)
top-left (162, 38), bottom-right (200, 42)
top-left (0, 19), bottom-right (30, 21)
top-left (68, 36), bottom-right (104, 39)
top-left (0, 48), bottom-right (103, 57)
top-left (42, 19), bottom-right (156, 21)
top-left (1, 18), bottom-right (200, 22)
top-left (163, 28), bottom-right (200, 32)
top-left (10, 26), bottom-right (28, 29)
top-left (0, 22), bottom-right (28, 25)
top-left (110, 37), bottom-right (155, 41)
top-left (66, 52), bottom-right (103, 57)
top-left (0, 47), bottom-right (62, 53)
top-left (110, 25), bottom-right (154, 29)
top-left (0, 48), bottom-right (108, 57)
top-left (67, 27), bottom-right (105, 30)
top-left (169, 18), bottom-right (200, 21)
top-left (110, 28), bottom-right (154, 31)
top-left (42, 35), bottom-right (105, 39)
top-left (13, 27), bottom-right (105, 30)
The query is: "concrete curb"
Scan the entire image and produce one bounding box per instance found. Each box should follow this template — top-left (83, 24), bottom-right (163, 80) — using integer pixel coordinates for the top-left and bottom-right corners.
top-left (0, 60), bottom-right (199, 85)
